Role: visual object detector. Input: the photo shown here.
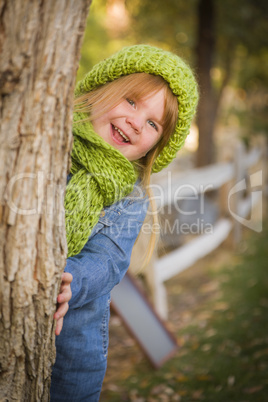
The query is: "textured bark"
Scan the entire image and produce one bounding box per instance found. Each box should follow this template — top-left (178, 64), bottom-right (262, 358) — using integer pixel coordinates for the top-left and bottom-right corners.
top-left (0, 0), bottom-right (91, 400)
top-left (196, 0), bottom-right (215, 167)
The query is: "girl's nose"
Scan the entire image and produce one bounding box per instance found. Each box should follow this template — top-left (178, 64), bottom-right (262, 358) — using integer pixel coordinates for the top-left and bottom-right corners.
top-left (126, 114), bottom-right (144, 133)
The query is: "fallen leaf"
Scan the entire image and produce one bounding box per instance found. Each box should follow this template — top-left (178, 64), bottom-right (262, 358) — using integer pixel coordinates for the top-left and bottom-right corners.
top-left (177, 336), bottom-right (185, 347)
top-left (243, 385), bottom-right (264, 394)
top-left (200, 281), bottom-right (220, 293)
top-left (192, 389), bottom-right (204, 400)
top-left (196, 311), bottom-right (212, 321)
top-left (191, 341), bottom-right (200, 351)
top-left (171, 395), bottom-right (181, 401)
top-left (176, 374), bottom-right (189, 382)
top-left (157, 394), bottom-right (169, 402)
top-left (178, 390), bottom-right (188, 396)
top-left (259, 298), bottom-right (268, 307)
top-left (205, 328), bottom-right (217, 337)
top-left (227, 376), bottom-right (235, 386)
top-left (151, 384), bottom-right (166, 395)
top-left (213, 301), bottom-right (229, 311)
top-left (106, 384), bottom-right (120, 392)
top-left (253, 348), bottom-right (268, 359)
top-left (247, 278), bottom-right (258, 287)
top-left (201, 343), bottom-right (212, 352)
top-left (196, 375), bottom-right (212, 381)
top-left (164, 387), bottom-right (174, 395)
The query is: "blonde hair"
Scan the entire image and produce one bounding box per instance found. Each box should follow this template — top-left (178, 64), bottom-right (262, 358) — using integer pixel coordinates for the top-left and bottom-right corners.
top-left (74, 73), bottom-right (178, 183)
top-left (74, 73), bottom-right (178, 267)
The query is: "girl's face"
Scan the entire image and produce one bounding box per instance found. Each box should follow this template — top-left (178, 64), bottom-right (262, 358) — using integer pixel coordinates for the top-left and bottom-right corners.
top-left (92, 89), bottom-right (165, 161)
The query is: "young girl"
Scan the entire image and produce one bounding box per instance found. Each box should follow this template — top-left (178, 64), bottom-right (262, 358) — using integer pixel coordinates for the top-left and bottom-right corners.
top-left (50, 44), bottom-right (198, 401)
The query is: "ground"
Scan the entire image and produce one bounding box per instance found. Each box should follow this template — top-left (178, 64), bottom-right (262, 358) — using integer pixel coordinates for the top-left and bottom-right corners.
top-left (100, 226), bottom-right (268, 401)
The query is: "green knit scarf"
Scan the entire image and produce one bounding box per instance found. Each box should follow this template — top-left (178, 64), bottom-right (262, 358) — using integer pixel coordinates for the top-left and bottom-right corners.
top-left (65, 45), bottom-right (199, 257)
top-left (65, 112), bottom-right (138, 257)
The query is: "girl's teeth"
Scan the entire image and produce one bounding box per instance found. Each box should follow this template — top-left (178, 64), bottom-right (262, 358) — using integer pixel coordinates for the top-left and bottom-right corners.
top-left (114, 126), bottom-right (129, 142)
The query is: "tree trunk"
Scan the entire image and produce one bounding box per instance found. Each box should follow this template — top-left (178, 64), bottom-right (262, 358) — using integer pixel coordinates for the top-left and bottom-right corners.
top-left (196, 0), bottom-right (216, 167)
top-left (0, 1), bottom-right (91, 400)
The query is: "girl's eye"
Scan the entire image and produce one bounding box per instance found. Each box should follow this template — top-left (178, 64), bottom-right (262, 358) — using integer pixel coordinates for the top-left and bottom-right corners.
top-left (148, 120), bottom-right (158, 131)
top-left (126, 98), bottom-right (136, 107)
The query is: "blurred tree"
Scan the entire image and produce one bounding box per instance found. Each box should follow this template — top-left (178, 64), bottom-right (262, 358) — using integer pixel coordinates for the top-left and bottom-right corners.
top-left (196, 0), bottom-right (216, 166)
top-left (0, 0), bottom-right (91, 400)
top-left (76, 0), bottom-right (111, 80)
top-left (216, 0), bottom-right (268, 142)
top-left (122, 0), bottom-right (268, 164)
top-left (77, 0), bottom-right (134, 81)
top-left (196, 0), bottom-right (268, 164)
top-left (124, 0), bottom-right (218, 165)
top-left (77, 1), bottom-right (268, 162)
top-left (125, 0), bottom-right (197, 61)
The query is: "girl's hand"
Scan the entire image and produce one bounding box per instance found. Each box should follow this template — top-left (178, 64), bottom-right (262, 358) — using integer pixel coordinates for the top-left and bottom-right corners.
top-left (54, 272), bottom-right (73, 336)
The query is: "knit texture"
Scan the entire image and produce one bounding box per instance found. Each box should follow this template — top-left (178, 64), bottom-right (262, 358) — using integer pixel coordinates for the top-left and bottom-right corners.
top-left (75, 44), bottom-right (199, 173)
top-left (65, 45), bottom-right (198, 256)
top-left (65, 112), bottom-right (138, 257)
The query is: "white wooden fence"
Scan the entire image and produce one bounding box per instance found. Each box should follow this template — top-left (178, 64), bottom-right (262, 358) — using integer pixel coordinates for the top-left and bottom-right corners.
top-left (141, 141), bottom-right (266, 319)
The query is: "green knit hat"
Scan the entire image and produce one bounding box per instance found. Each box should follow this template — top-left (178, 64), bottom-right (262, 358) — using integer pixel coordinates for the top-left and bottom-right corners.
top-left (75, 44), bottom-right (199, 173)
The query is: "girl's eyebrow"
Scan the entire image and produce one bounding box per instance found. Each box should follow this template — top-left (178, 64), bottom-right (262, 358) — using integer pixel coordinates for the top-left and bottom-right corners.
top-left (135, 96), bottom-right (165, 127)
top-left (152, 116), bottom-right (164, 127)
top-left (155, 118), bottom-right (163, 125)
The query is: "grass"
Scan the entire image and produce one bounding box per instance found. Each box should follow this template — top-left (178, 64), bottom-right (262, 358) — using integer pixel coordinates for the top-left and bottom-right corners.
top-left (101, 225), bottom-right (268, 401)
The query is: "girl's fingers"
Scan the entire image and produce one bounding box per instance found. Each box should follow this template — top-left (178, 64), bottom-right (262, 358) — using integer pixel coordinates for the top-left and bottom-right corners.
top-left (61, 272), bottom-right (73, 285)
top-left (58, 272), bottom-right (73, 302)
top-left (55, 317), bottom-right (64, 336)
top-left (57, 286), bottom-right (72, 304)
top-left (54, 301), bottom-right (70, 336)
top-left (54, 301), bottom-right (69, 321)
top-left (54, 272), bottom-right (73, 336)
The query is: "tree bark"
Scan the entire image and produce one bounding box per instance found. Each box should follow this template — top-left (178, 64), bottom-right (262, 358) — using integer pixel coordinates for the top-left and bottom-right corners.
top-left (196, 0), bottom-right (216, 167)
top-left (0, 0), bottom-right (91, 400)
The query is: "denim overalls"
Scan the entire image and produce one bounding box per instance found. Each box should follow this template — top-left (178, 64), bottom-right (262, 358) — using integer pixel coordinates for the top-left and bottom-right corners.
top-left (50, 182), bottom-right (148, 401)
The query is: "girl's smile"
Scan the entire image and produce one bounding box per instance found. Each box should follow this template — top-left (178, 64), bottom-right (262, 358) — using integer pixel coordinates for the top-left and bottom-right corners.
top-left (92, 89), bottom-right (165, 161)
top-left (111, 124), bottom-right (131, 144)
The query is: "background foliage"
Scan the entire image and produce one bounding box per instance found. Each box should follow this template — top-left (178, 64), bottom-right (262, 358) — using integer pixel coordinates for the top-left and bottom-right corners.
top-left (77, 0), bottom-right (268, 159)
